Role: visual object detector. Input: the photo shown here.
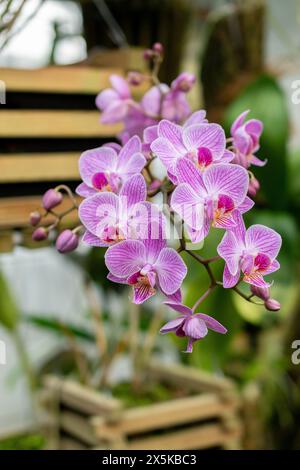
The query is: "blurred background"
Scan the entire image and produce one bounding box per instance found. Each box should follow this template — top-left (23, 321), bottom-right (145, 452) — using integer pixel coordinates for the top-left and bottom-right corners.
top-left (0, 0), bottom-right (300, 450)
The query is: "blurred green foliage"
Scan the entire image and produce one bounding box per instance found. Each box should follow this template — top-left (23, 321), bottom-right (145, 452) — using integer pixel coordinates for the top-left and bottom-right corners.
top-left (0, 271), bottom-right (20, 331)
top-left (0, 433), bottom-right (45, 450)
top-left (223, 75), bottom-right (289, 210)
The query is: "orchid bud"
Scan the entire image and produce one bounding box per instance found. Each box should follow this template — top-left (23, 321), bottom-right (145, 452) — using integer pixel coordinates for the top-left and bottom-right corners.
top-left (29, 211), bottom-right (41, 227)
top-left (56, 229), bottom-right (79, 254)
top-left (42, 189), bottom-right (63, 211)
top-left (143, 49), bottom-right (154, 60)
top-left (127, 72), bottom-right (143, 86)
top-left (250, 285), bottom-right (270, 301)
top-left (172, 72), bottom-right (196, 93)
top-left (152, 42), bottom-right (164, 55)
top-left (248, 174), bottom-right (260, 197)
top-left (32, 227), bottom-right (48, 241)
top-left (265, 298), bottom-right (281, 311)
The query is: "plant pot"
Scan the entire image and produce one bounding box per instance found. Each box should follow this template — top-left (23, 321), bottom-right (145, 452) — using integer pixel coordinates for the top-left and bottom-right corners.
top-left (39, 360), bottom-right (243, 450)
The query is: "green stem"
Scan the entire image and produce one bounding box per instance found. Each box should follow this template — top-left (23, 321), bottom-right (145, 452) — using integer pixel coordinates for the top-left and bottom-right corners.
top-left (192, 285), bottom-right (217, 312)
top-left (13, 328), bottom-right (37, 392)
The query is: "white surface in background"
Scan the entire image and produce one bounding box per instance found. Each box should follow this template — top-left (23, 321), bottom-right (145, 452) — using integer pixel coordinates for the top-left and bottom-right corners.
top-left (0, 247), bottom-right (90, 435)
top-left (0, 0), bottom-right (86, 67)
top-left (266, 0), bottom-right (300, 149)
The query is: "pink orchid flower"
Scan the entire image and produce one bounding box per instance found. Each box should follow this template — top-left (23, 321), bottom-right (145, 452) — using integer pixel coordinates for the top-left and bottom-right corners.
top-left (76, 136), bottom-right (146, 198)
top-left (96, 75), bottom-right (138, 124)
top-left (141, 73), bottom-right (195, 123)
top-left (151, 119), bottom-right (234, 182)
top-left (142, 110), bottom-right (208, 157)
top-left (105, 237), bottom-right (187, 304)
top-left (121, 106), bottom-right (158, 142)
top-left (171, 159), bottom-right (252, 243)
top-left (217, 212), bottom-right (281, 288)
top-left (231, 110), bottom-right (266, 168)
top-left (159, 72), bottom-right (195, 123)
top-left (79, 174), bottom-right (160, 247)
top-left (161, 302), bottom-right (227, 353)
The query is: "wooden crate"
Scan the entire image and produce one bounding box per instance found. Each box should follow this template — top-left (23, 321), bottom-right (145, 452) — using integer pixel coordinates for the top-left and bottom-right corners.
top-left (40, 361), bottom-right (243, 450)
top-left (0, 64), bottom-right (146, 251)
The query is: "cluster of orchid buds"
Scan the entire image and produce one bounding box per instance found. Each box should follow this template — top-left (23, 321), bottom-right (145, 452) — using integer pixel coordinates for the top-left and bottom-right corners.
top-left (31, 43), bottom-right (282, 353)
top-left (30, 186), bottom-right (81, 253)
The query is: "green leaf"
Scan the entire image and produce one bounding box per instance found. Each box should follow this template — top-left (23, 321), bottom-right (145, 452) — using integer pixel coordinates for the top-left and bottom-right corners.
top-left (24, 314), bottom-right (95, 342)
top-left (0, 271), bottom-right (19, 331)
top-left (223, 75), bottom-right (289, 209)
top-left (288, 148), bottom-right (300, 212)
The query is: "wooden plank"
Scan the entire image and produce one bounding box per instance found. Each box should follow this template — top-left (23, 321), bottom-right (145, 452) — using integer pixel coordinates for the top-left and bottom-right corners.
top-left (126, 423), bottom-right (241, 450)
top-left (146, 361), bottom-right (236, 394)
top-left (242, 382), bottom-right (263, 450)
top-left (0, 152), bottom-right (80, 183)
top-left (60, 437), bottom-right (87, 450)
top-left (0, 66), bottom-right (120, 94)
top-left (0, 195), bottom-right (80, 229)
top-left (0, 62), bottom-right (148, 96)
top-left (0, 231), bottom-right (13, 252)
top-left (43, 375), bottom-right (122, 418)
top-left (86, 47), bottom-right (147, 72)
top-left (60, 410), bottom-right (98, 446)
top-left (0, 110), bottom-right (122, 138)
top-left (93, 393), bottom-right (240, 438)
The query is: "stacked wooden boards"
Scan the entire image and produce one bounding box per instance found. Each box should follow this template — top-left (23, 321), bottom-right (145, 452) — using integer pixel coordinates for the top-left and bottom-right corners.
top-left (41, 361), bottom-right (243, 450)
top-left (0, 65), bottom-right (145, 251)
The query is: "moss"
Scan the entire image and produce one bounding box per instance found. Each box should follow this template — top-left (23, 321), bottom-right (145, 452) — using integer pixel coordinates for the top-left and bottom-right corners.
top-left (111, 381), bottom-right (189, 408)
top-left (0, 433), bottom-right (45, 450)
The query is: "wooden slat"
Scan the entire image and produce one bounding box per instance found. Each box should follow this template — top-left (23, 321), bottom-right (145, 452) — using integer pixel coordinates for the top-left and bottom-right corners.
top-left (60, 411), bottom-right (98, 446)
top-left (0, 195), bottom-right (80, 229)
top-left (0, 231), bottom-right (13, 252)
top-left (0, 66), bottom-right (120, 94)
top-left (0, 110), bottom-right (122, 138)
top-left (43, 375), bottom-right (122, 418)
top-left (0, 153), bottom-right (80, 183)
top-left (60, 437), bottom-right (87, 450)
top-left (126, 423), bottom-right (241, 450)
top-left (146, 361), bottom-right (236, 394)
top-left (93, 393), bottom-right (240, 438)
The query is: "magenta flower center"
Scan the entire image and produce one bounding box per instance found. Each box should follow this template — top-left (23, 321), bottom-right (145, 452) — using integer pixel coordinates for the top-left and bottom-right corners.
top-left (102, 226), bottom-right (125, 243)
top-left (197, 147), bottom-right (213, 168)
top-left (217, 194), bottom-right (235, 213)
top-left (127, 265), bottom-right (156, 289)
top-left (92, 172), bottom-right (109, 191)
top-left (213, 194), bottom-right (234, 223)
top-left (128, 271), bottom-right (151, 287)
top-left (127, 271), bottom-right (142, 285)
top-left (241, 252), bottom-right (271, 279)
top-left (254, 253), bottom-right (271, 272)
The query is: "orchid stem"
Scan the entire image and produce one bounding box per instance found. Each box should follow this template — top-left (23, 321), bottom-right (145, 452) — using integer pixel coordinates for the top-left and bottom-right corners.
top-left (232, 285), bottom-right (264, 305)
top-left (185, 249), bottom-right (216, 285)
top-left (192, 285), bottom-right (216, 312)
